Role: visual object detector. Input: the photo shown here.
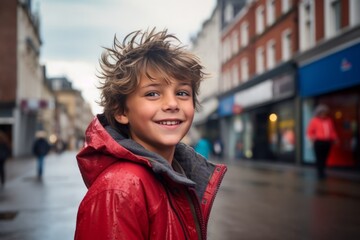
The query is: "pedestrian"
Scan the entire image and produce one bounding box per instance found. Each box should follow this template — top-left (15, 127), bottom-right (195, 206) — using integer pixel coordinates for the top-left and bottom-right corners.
top-left (213, 138), bottom-right (224, 159)
top-left (0, 131), bottom-right (11, 187)
top-left (75, 28), bottom-right (227, 240)
top-left (194, 136), bottom-right (212, 160)
top-left (32, 131), bottom-right (51, 179)
top-left (307, 104), bottom-right (338, 179)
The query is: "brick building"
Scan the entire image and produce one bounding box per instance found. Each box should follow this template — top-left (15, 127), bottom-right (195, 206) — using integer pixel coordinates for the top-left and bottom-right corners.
top-left (0, 0), bottom-right (51, 157)
top-left (219, 0), bottom-right (300, 162)
top-left (216, 0), bottom-right (360, 169)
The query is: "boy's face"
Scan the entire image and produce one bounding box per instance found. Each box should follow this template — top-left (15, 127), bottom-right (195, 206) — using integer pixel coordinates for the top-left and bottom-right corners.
top-left (115, 70), bottom-right (195, 158)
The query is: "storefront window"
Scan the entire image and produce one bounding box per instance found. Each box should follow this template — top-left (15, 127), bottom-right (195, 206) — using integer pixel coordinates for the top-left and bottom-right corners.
top-left (272, 101), bottom-right (296, 161)
top-left (303, 90), bottom-right (359, 167)
top-left (303, 99), bottom-right (316, 164)
top-left (230, 114), bottom-right (253, 160)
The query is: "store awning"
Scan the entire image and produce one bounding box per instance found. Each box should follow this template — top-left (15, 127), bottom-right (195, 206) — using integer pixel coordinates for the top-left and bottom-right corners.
top-left (193, 98), bottom-right (218, 125)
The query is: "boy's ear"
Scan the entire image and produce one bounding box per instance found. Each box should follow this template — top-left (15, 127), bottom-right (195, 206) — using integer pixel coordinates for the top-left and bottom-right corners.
top-left (115, 113), bottom-right (129, 124)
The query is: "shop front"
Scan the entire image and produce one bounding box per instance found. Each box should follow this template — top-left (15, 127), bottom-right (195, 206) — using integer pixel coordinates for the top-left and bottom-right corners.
top-left (218, 62), bottom-right (298, 162)
top-left (300, 41), bottom-right (360, 168)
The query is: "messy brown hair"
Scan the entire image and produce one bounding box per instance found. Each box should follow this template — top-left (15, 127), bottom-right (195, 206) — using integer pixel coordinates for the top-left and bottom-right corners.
top-left (98, 28), bottom-right (205, 130)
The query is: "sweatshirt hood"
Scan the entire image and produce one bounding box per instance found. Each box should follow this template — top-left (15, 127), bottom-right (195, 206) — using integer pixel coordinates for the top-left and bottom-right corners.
top-left (77, 114), bottom-right (217, 198)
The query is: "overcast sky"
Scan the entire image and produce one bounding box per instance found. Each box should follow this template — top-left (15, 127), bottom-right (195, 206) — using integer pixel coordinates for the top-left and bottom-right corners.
top-left (34, 0), bottom-right (217, 114)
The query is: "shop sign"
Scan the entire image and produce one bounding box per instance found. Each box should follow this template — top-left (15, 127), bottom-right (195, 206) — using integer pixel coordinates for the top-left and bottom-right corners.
top-left (299, 41), bottom-right (360, 97)
top-left (234, 79), bottom-right (273, 108)
top-left (340, 58), bottom-right (352, 72)
top-left (218, 95), bottom-right (234, 117)
top-left (273, 74), bottom-right (295, 100)
top-left (20, 99), bottom-right (53, 112)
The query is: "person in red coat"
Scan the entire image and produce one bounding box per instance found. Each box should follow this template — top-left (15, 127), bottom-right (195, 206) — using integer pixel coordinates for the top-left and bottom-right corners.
top-left (74, 28), bottom-right (227, 240)
top-left (307, 104), bottom-right (338, 179)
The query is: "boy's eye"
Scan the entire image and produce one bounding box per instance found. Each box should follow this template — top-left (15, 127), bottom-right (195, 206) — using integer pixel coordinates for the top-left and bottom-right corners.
top-left (145, 92), bottom-right (160, 97)
top-left (177, 90), bottom-right (191, 97)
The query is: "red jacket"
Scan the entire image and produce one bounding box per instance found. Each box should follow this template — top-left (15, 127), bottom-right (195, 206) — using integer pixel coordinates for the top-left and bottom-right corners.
top-left (75, 115), bottom-right (227, 240)
top-left (307, 116), bottom-right (338, 141)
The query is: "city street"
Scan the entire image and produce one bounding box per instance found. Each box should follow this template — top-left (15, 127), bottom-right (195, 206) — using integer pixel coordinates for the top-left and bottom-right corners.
top-left (1, 151), bottom-right (360, 240)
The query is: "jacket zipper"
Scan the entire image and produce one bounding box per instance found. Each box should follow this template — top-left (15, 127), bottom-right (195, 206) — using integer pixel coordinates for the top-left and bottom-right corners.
top-left (164, 187), bottom-right (190, 240)
top-left (188, 188), bottom-right (205, 240)
top-left (203, 166), bottom-right (227, 233)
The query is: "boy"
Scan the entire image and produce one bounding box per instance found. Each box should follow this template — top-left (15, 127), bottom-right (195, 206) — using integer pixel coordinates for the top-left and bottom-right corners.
top-left (75, 28), bottom-right (227, 240)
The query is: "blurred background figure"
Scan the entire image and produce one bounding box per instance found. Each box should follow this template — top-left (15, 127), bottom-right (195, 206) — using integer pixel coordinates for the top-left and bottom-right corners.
top-left (32, 131), bottom-right (51, 179)
top-left (0, 130), bottom-right (11, 187)
top-left (307, 104), bottom-right (338, 180)
top-left (213, 137), bottom-right (224, 160)
top-left (194, 136), bottom-right (212, 160)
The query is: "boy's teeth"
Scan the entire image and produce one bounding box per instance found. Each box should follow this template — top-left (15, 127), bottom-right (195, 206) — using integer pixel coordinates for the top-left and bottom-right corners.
top-left (159, 121), bottom-right (178, 125)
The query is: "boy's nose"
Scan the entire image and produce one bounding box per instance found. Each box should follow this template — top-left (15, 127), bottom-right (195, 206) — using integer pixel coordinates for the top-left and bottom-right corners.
top-left (162, 95), bottom-right (179, 112)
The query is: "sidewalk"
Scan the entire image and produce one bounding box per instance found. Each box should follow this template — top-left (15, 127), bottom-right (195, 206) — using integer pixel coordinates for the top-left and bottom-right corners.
top-left (0, 151), bottom-right (86, 240)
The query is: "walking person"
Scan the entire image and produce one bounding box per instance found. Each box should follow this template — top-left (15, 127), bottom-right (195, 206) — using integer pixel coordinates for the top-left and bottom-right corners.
top-left (194, 136), bottom-right (212, 160)
top-left (213, 138), bottom-right (224, 160)
top-left (74, 28), bottom-right (227, 240)
top-left (307, 104), bottom-right (338, 179)
top-left (0, 131), bottom-right (11, 187)
top-left (32, 131), bottom-right (51, 179)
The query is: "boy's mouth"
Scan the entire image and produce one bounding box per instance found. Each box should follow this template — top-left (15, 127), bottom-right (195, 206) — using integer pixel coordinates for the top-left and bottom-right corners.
top-left (157, 120), bottom-right (181, 126)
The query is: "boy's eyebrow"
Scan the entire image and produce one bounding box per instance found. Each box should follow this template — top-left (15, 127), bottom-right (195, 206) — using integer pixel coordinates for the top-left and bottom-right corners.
top-left (179, 82), bottom-right (192, 86)
top-left (140, 83), bottom-right (161, 89)
top-left (140, 81), bottom-right (192, 88)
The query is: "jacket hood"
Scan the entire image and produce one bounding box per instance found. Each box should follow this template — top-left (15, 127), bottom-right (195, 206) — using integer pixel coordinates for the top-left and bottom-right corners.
top-left (77, 114), bottom-right (217, 199)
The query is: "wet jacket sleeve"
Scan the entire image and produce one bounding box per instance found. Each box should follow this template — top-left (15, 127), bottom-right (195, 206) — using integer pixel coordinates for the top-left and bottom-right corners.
top-left (74, 188), bottom-right (149, 240)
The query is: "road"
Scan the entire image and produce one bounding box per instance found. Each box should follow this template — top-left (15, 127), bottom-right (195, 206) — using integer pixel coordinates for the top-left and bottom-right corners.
top-left (1, 151), bottom-right (360, 239)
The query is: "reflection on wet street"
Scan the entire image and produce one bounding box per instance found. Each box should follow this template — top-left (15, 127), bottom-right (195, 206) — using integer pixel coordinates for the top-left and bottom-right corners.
top-left (1, 152), bottom-right (360, 239)
top-left (208, 160), bottom-right (360, 240)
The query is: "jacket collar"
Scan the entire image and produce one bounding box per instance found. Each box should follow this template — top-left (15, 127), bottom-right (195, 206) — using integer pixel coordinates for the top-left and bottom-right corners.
top-left (77, 114), bottom-right (216, 199)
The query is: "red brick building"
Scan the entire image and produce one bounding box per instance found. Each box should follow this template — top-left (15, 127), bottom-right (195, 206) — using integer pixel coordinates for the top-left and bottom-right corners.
top-left (218, 0), bottom-right (300, 162)
top-left (217, 0), bottom-right (360, 168)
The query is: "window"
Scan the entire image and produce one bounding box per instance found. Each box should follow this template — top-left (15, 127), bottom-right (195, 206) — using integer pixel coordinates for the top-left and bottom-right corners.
top-left (267, 0), bottom-right (276, 26)
top-left (331, 0), bottom-right (342, 31)
top-left (282, 0), bottom-right (291, 13)
top-left (221, 73), bottom-right (225, 92)
top-left (281, 29), bottom-right (292, 61)
top-left (256, 47), bottom-right (265, 74)
top-left (224, 70), bottom-right (231, 91)
top-left (52, 79), bottom-right (62, 91)
top-left (325, 0), bottom-right (342, 38)
top-left (232, 64), bottom-right (239, 87)
top-left (222, 38), bottom-right (231, 63)
top-left (224, 3), bottom-right (234, 24)
top-left (266, 40), bottom-right (276, 69)
top-left (350, 0), bottom-right (360, 26)
top-left (256, 5), bottom-right (265, 34)
top-left (240, 21), bottom-right (249, 47)
top-left (299, 0), bottom-right (315, 51)
top-left (232, 31), bottom-right (239, 55)
top-left (241, 58), bottom-right (249, 82)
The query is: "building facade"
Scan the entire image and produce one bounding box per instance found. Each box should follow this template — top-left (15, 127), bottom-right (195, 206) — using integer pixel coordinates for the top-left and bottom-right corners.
top-left (297, 0), bottom-right (360, 168)
top-left (0, 0), bottom-right (50, 157)
top-left (191, 4), bottom-right (222, 144)
top-left (219, 0), bottom-right (300, 162)
top-left (213, 0), bottom-right (360, 169)
top-left (48, 77), bottom-right (93, 151)
top-left (0, 0), bottom-right (94, 157)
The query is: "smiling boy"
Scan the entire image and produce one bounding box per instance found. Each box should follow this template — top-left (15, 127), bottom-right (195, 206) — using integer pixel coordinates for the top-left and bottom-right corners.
top-left (75, 28), bottom-right (227, 240)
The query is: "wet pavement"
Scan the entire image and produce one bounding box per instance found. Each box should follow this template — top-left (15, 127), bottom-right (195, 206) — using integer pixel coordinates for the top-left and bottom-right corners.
top-left (208, 160), bottom-right (360, 240)
top-left (1, 152), bottom-right (360, 240)
top-left (0, 151), bottom-right (86, 240)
